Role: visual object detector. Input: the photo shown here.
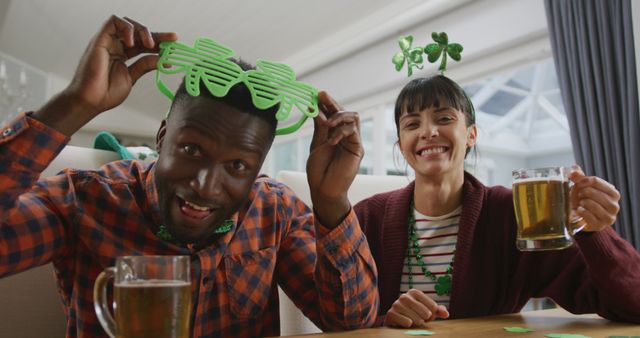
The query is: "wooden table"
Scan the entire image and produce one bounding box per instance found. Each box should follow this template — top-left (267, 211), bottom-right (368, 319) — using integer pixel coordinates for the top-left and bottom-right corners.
top-left (283, 308), bottom-right (639, 337)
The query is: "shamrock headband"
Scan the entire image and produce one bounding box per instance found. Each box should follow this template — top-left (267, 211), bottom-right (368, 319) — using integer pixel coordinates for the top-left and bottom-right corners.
top-left (392, 32), bottom-right (474, 120)
top-left (392, 32), bottom-right (463, 76)
top-left (156, 38), bottom-right (319, 135)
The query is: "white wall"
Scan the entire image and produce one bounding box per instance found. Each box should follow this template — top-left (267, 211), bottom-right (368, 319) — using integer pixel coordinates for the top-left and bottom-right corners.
top-left (47, 73), bottom-right (160, 147)
top-left (476, 150), bottom-right (526, 188)
top-left (525, 151), bottom-right (576, 170)
top-left (0, 51), bottom-right (47, 123)
top-left (299, 0), bottom-right (549, 107)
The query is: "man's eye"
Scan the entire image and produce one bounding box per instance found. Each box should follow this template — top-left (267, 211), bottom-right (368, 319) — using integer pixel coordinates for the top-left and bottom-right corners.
top-left (231, 160), bottom-right (247, 172)
top-left (182, 144), bottom-right (200, 156)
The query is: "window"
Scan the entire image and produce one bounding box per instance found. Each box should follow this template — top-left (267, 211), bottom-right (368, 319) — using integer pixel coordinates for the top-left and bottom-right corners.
top-left (464, 58), bottom-right (574, 186)
top-left (265, 58), bottom-right (574, 189)
top-left (359, 119), bottom-right (374, 174)
top-left (0, 53), bottom-right (46, 127)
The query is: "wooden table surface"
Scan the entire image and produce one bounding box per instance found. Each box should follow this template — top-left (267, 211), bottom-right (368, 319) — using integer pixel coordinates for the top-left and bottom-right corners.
top-left (282, 308), bottom-right (639, 337)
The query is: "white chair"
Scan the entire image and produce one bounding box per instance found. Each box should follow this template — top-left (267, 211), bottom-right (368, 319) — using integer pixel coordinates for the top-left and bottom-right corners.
top-left (0, 146), bottom-right (119, 338)
top-left (275, 170), bottom-right (409, 335)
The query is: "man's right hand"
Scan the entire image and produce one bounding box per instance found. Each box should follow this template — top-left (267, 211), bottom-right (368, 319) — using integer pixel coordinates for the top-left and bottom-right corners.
top-left (384, 289), bottom-right (450, 328)
top-left (33, 15), bottom-right (178, 136)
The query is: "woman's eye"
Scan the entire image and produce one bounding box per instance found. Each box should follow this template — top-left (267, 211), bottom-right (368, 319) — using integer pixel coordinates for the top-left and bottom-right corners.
top-left (404, 122), bottom-right (419, 129)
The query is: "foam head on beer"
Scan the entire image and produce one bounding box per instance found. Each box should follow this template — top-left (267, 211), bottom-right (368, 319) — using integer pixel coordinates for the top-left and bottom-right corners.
top-left (512, 167), bottom-right (579, 251)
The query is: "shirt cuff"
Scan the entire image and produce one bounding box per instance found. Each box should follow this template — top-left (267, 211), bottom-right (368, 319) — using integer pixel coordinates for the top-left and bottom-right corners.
top-left (574, 227), bottom-right (622, 261)
top-left (315, 209), bottom-right (366, 270)
top-left (1, 113), bottom-right (69, 171)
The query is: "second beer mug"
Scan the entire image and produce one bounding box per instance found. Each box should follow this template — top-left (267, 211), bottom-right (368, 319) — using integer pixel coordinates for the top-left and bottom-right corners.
top-left (512, 167), bottom-right (585, 251)
top-left (93, 255), bottom-right (192, 338)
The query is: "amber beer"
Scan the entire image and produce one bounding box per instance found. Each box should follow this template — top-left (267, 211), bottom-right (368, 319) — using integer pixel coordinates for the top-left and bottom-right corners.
top-left (512, 167), bottom-right (576, 251)
top-left (94, 256), bottom-right (191, 338)
top-left (114, 280), bottom-right (191, 338)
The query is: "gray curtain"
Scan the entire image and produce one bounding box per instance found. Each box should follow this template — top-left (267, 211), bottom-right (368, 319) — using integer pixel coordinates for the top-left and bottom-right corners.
top-left (545, 0), bottom-right (640, 249)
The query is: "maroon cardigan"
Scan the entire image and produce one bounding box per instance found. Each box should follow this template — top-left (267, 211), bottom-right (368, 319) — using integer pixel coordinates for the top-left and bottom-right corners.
top-left (354, 172), bottom-right (640, 324)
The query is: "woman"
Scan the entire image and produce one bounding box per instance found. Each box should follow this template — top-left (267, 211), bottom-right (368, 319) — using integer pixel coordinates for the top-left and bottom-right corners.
top-left (354, 75), bottom-right (640, 327)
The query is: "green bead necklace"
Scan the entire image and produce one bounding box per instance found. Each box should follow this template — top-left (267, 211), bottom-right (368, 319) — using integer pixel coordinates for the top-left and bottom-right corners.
top-left (407, 199), bottom-right (453, 296)
top-left (156, 219), bottom-right (234, 242)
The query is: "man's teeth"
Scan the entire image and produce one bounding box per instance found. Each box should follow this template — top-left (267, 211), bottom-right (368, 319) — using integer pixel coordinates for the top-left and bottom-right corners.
top-left (420, 147), bottom-right (446, 155)
top-left (184, 200), bottom-right (211, 211)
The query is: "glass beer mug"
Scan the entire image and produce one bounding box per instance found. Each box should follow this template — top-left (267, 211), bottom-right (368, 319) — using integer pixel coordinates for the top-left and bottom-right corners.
top-left (94, 256), bottom-right (192, 338)
top-left (512, 167), bottom-right (585, 251)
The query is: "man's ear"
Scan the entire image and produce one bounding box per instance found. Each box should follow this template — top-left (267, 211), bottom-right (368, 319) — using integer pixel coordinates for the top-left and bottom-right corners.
top-left (156, 119), bottom-right (167, 153)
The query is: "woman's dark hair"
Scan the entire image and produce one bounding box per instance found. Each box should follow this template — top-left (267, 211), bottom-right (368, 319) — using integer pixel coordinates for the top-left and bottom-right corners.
top-left (393, 74), bottom-right (476, 157)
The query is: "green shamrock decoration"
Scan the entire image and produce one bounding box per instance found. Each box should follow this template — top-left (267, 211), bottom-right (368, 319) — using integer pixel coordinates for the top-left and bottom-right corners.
top-left (504, 327), bottom-right (535, 333)
top-left (157, 38), bottom-right (243, 100)
top-left (424, 32), bottom-right (463, 74)
top-left (392, 32), bottom-right (463, 76)
top-left (244, 60), bottom-right (319, 135)
top-left (434, 274), bottom-right (452, 296)
top-left (392, 35), bottom-right (425, 76)
top-left (156, 38), bottom-right (319, 135)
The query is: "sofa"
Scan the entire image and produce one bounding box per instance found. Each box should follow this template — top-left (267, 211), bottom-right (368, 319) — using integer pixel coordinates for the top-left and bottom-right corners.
top-left (0, 146), bottom-right (410, 337)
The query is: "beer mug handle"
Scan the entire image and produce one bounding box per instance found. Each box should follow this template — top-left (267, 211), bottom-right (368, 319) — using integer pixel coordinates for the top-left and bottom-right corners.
top-left (570, 215), bottom-right (587, 235)
top-left (567, 175), bottom-right (586, 235)
top-left (93, 267), bottom-right (117, 338)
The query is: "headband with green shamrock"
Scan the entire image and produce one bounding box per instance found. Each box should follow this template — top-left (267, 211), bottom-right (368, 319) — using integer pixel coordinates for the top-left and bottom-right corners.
top-left (392, 32), bottom-right (475, 119)
top-left (156, 38), bottom-right (319, 135)
top-left (392, 32), bottom-right (463, 76)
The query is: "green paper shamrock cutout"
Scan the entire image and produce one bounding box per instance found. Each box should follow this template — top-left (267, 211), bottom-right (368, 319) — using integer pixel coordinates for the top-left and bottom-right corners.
top-left (424, 32), bottom-right (463, 75)
top-left (434, 274), bottom-right (452, 296)
top-left (405, 330), bottom-right (434, 336)
top-left (504, 327), bottom-right (535, 333)
top-left (545, 334), bottom-right (591, 338)
top-left (392, 35), bottom-right (425, 76)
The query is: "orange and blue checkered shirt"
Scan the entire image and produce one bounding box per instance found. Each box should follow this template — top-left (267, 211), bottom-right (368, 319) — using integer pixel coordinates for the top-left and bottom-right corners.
top-left (0, 114), bottom-right (379, 338)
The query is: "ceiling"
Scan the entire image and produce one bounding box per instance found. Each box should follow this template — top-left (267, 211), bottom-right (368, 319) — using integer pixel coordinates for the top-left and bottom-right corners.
top-left (0, 0), bottom-right (448, 130)
top-left (1, 0), bottom-right (562, 150)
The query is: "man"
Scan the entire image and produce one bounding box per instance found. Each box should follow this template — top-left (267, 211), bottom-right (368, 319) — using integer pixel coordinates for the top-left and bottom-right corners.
top-left (0, 15), bottom-right (378, 337)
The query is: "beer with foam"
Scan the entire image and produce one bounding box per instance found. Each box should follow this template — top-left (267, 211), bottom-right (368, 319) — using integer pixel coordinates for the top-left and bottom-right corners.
top-left (512, 167), bottom-right (581, 251)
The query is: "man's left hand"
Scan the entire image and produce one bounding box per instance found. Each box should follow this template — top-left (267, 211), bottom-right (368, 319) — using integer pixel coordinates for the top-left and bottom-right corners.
top-left (306, 91), bottom-right (364, 228)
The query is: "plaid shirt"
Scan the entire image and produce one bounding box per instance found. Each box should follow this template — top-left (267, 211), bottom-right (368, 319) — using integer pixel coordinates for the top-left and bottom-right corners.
top-left (0, 114), bottom-right (379, 338)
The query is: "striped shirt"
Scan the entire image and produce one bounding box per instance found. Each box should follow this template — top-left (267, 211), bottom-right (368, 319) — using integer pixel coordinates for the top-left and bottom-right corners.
top-left (0, 114), bottom-right (379, 338)
top-left (400, 206), bottom-right (460, 307)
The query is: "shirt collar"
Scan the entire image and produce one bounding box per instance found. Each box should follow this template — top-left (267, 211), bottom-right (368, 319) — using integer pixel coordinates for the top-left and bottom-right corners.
top-left (143, 161), bottom-right (240, 254)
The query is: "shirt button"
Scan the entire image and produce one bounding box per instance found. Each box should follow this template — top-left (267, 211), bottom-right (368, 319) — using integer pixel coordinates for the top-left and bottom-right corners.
top-left (202, 276), bottom-right (209, 285)
top-left (2, 128), bottom-right (13, 137)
